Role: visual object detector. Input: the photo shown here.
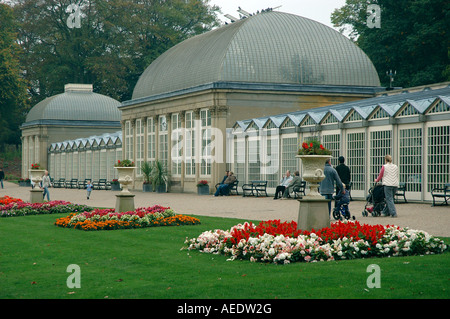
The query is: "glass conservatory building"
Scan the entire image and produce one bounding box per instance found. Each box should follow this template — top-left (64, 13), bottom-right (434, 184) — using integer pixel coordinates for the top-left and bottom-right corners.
top-left (119, 11), bottom-right (383, 192)
top-left (47, 131), bottom-right (122, 183)
top-left (229, 84), bottom-right (450, 202)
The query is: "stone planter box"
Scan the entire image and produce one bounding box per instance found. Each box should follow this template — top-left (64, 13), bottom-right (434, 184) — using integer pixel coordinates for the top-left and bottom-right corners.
top-left (110, 183), bottom-right (121, 191)
top-left (155, 184), bottom-right (166, 193)
top-left (197, 185), bottom-right (210, 195)
top-left (143, 183), bottom-right (153, 192)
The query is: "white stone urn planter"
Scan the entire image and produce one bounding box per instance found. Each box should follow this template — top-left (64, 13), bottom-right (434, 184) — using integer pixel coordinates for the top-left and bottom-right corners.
top-left (28, 169), bottom-right (46, 185)
top-left (296, 155), bottom-right (332, 198)
top-left (115, 167), bottom-right (136, 194)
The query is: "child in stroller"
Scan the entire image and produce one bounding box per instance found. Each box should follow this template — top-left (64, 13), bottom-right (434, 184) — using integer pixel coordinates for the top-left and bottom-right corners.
top-left (332, 187), bottom-right (353, 220)
top-left (362, 183), bottom-right (387, 217)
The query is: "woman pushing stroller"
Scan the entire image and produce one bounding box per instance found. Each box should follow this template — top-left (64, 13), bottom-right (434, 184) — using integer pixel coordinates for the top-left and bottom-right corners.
top-left (374, 155), bottom-right (399, 218)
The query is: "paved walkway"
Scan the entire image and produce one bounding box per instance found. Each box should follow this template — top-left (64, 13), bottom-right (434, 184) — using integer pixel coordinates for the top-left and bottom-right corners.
top-left (1, 181), bottom-right (449, 237)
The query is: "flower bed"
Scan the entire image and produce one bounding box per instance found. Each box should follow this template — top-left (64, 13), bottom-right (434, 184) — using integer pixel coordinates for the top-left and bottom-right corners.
top-left (0, 196), bottom-right (23, 206)
top-left (0, 200), bottom-right (91, 217)
top-left (55, 205), bottom-right (201, 231)
top-left (185, 220), bottom-right (448, 264)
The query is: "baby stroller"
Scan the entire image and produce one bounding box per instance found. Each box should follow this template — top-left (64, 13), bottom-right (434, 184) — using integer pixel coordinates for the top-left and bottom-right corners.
top-left (332, 189), bottom-right (354, 220)
top-left (362, 183), bottom-right (386, 217)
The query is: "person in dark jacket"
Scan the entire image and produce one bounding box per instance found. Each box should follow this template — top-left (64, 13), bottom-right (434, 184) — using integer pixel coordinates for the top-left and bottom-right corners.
top-left (0, 168), bottom-right (4, 189)
top-left (335, 156), bottom-right (351, 193)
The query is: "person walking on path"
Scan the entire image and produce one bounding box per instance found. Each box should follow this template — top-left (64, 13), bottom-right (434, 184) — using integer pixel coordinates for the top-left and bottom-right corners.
top-left (0, 168), bottom-right (4, 189)
top-left (41, 170), bottom-right (52, 201)
top-left (86, 180), bottom-right (93, 199)
top-left (375, 155), bottom-right (399, 218)
top-left (320, 159), bottom-right (344, 216)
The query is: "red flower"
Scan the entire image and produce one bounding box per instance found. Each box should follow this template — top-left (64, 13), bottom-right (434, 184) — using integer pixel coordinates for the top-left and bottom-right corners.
top-left (320, 144), bottom-right (324, 149)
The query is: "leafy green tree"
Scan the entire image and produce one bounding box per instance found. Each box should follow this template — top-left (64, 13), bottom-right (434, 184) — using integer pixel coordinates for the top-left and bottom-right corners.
top-left (332, 0), bottom-right (450, 88)
top-left (11, 0), bottom-right (220, 104)
top-left (0, 3), bottom-right (28, 149)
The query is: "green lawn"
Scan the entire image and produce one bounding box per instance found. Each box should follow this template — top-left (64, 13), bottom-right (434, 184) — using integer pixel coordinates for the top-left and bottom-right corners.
top-left (0, 213), bottom-right (449, 299)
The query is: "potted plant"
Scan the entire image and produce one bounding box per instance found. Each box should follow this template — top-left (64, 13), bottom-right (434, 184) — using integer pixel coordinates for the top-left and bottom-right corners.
top-left (141, 161), bottom-right (153, 192)
top-left (196, 180), bottom-right (210, 195)
top-left (151, 160), bottom-right (169, 193)
top-left (110, 179), bottom-right (121, 191)
top-left (296, 140), bottom-right (332, 198)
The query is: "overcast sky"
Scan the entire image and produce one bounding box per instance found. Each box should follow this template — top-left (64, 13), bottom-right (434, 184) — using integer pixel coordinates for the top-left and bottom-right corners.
top-left (209, 0), bottom-right (346, 30)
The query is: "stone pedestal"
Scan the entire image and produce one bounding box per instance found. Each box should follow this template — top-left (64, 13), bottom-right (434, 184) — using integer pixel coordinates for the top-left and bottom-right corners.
top-left (29, 169), bottom-right (46, 204)
top-left (30, 188), bottom-right (44, 204)
top-left (115, 193), bottom-right (135, 213)
top-left (297, 198), bottom-right (330, 231)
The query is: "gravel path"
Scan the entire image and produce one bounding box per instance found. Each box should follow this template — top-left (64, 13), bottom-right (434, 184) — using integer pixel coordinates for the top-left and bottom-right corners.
top-left (2, 181), bottom-right (449, 237)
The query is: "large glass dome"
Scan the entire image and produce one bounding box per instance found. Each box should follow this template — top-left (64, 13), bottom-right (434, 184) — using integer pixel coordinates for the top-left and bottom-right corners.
top-left (132, 11), bottom-right (381, 100)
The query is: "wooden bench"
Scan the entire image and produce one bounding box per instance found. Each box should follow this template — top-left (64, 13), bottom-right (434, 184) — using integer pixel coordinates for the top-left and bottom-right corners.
top-left (293, 181), bottom-right (307, 198)
top-left (431, 183), bottom-right (450, 206)
top-left (93, 179), bottom-right (107, 190)
top-left (53, 178), bottom-right (66, 188)
top-left (395, 182), bottom-right (407, 203)
top-left (78, 178), bottom-right (91, 189)
top-left (242, 180), bottom-right (268, 197)
top-left (66, 178), bottom-right (78, 189)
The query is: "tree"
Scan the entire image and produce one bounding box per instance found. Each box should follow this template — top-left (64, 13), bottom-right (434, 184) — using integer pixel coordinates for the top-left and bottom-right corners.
top-left (11, 0), bottom-right (220, 104)
top-left (0, 3), bottom-right (28, 149)
top-left (331, 0), bottom-right (450, 88)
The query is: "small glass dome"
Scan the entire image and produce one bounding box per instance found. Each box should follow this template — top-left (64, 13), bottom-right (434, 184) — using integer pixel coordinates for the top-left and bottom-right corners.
top-left (25, 84), bottom-right (121, 124)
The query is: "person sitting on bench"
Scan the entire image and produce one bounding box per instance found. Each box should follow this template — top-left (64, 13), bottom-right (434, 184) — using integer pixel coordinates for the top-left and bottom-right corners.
top-left (274, 170), bottom-right (293, 200)
top-left (214, 172), bottom-right (237, 196)
top-left (281, 171), bottom-right (302, 199)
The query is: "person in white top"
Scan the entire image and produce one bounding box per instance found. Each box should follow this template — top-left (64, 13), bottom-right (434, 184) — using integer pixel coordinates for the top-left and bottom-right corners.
top-left (274, 170), bottom-right (293, 200)
top-left (41, 170), bottom-right (52, 201)
top-left (375, 155), bottom-right (399, 218)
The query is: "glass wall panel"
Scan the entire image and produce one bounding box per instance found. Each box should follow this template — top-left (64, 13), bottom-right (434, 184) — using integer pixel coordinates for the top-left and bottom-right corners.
top-left (247, 137), bottom-right (260, 181)
top-left (135, 119), bottom-right (144, 176)
top-left (427, 125), bottom-right (450, 192)
top-left (322, 134), bottom-right (340, 167)
top-left (346, 132), bottom-right (365, 191)
top-left (399, 128), bottom-right (422, 192)
top-left (185, 111), bottom-right (196, 176)
top-left (171, 113), bottom-right (182, 176)
top-left (200, 109), bottom-right (211, 176)
top-left (147, 118), bottom-right (156, 163)
top-left (159, 116), bottom-right (168, 168)
top-left (370, 130), bottom-right (392, 183)
top-left (281, 137), bottom-right (298, 176)
top-left (233, 136), bottom-right (245, 183)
